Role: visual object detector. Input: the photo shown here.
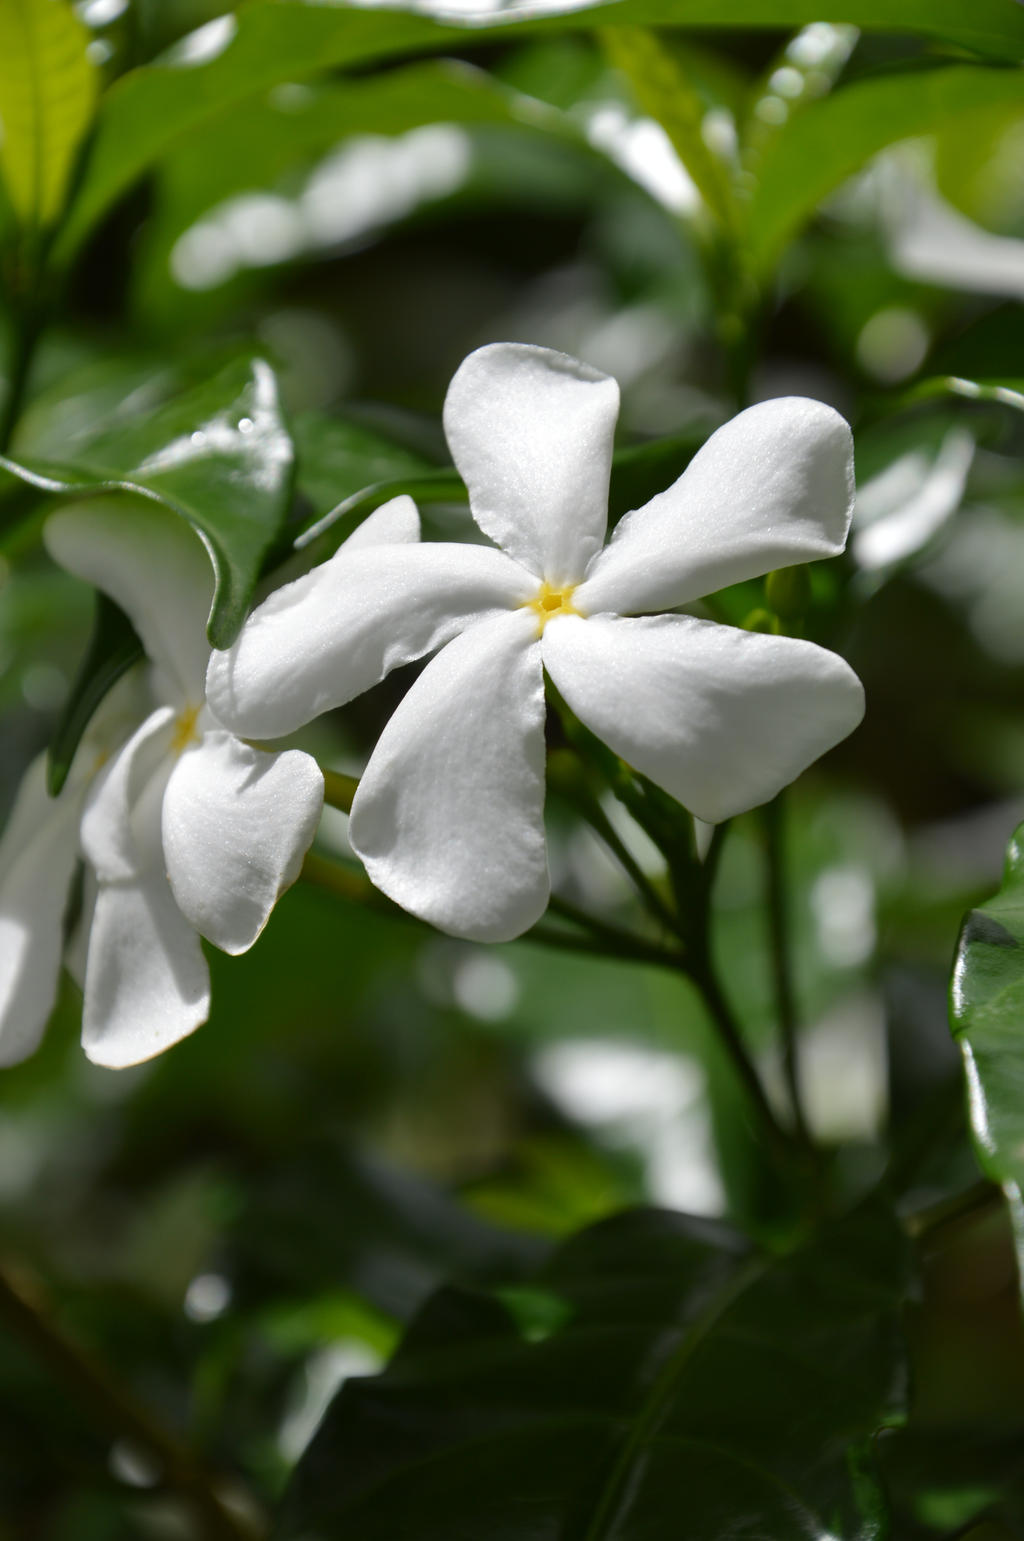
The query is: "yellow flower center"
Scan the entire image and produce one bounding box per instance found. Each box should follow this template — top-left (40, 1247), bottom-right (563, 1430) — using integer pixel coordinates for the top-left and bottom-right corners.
top-left (170, 703), bottom-right (201, 756)
top-left (526, 581), bottom-right (580, 635)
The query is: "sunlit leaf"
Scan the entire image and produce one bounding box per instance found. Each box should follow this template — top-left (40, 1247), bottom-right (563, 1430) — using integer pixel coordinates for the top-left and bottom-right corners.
top-left (53, 0), bottom-right (1024, 266)
top-left (0, 0), bottom-right (97, 231)
top-left (0, 357), bottom-right (293, 647)
top-left (950, 821), bottom-right (1024, 1283)
top-left (280, 1200), bottom-right (910, 1540)
top-left (748, 66), bottom-right (1024, 273)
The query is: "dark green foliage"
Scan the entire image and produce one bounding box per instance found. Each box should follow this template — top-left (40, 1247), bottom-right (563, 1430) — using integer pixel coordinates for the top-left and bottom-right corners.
top-left (281, 1201), bottom-right (910, 1540)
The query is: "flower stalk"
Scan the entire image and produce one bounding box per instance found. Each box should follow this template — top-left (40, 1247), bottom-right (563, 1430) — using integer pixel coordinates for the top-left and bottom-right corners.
top-left (0, 1258), bottom-right (264, 1541)
top-left (761, 793), bottom-right (814, 1148)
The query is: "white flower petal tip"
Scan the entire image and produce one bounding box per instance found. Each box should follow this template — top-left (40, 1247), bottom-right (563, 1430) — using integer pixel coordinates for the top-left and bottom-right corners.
top-left (443, 341), bottom-right (620, 585)
top-left (81, 877), bottom-right (210, 1068)
top-left (350, 608), bottom-right (550, 943)
top-left (163, 735), bottom-right (324, 955)
top-left (577, 395), bottom-right (855, 616)
top-left (339, 494), bottom-right (421, 552)
top-left (543, 613), bottom-right (864, 826)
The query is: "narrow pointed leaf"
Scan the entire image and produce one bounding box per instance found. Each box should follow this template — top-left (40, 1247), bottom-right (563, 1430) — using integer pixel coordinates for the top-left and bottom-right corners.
top-left (599, 28), bottom-right (737, 231)
top-left (0, 357), bottom-right (293, 647)
top-left (950, 821), bottom-right (1024, 1277)
top-left (0, 0), bottom-right (97, 230)
top-left (280, 1201), bottom-right (910, 1540)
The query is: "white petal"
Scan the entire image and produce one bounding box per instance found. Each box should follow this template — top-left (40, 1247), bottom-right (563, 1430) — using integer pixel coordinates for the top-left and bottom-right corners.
top-left (206, 542), bottom-right (532, 740)
top-left (576, 397), bottom-right (854, 615)
top-left (80, 708), bottom-right (176, 883)
top-left (543, 613), bottom-right (864, 824)
top-left (82, 875), bottom-right (209, 1068)
top-left (45, 497), bottom-right (214, 704)
top-left (163, 733), bottom-right (323, 955)
top-left (443, 342), bottom-right (619, 585)
top-left (349, 607), bottom-right (549, 942)
top-left (78, 709), bottom-right (210, 1066)
top-left (339, 493), bottom-right (420, 552)
top-left (0, 757), bottom-right (84, 1066)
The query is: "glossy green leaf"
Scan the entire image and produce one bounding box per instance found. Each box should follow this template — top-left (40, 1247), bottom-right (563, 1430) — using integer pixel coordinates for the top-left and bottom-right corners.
top-left (950, 822), bottom-right (1024, 1264)
top-left (293, 410), bottom-right (458, 551)
top-left (0, 0), bottom-right (97, 231)
top-left (0, 356), bottom-right (293, 647)
top-left (54, 0), bottom-right (1024, 266)
top-left (748, 66), bottom-right (1024, 273)
top-left (46, 591), bottom-right (142, 796)
top-left (280, 1200), bottom-right (910, 1540)
top-left (294, 410), bottom-right (438, 524)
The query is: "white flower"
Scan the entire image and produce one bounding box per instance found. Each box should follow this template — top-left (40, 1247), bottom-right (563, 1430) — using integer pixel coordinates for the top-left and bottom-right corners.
top-left (0, 498), bottom-right (325, 1069)
top-left (208, 343), bottom-right (865, 944)
top-left (0, 672), bottom-right (145, 1067)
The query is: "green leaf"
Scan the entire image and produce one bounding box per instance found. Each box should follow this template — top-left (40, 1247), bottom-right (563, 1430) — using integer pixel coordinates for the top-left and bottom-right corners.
top-left (47, 590), bottom-right (142, 796)
top-left (950, 822), bottom-right (1024, 1274)
top-left (901, 376), bottom-right (1024, 417)
top-left (0, 356), bottom-right (294, 647)
top-left (294, 410), bottom-right (439, 524)
top-left (748, 65), bottom-right (1024, 274)
top-left (280, 1201), bottom-right (910, 1540)
top-left (0, 0), bottom-right (97, 231)
top-left (53, 0), bottom-right (1024, 266)
top-left (599, 28), bottom-right (737, 231)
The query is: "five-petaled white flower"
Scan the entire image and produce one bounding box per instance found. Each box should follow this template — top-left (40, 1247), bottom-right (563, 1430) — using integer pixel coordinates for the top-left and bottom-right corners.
top-left (208, 342), bottom-right (865, 943)
top-left (0, 498), bottom-right (324, 1068)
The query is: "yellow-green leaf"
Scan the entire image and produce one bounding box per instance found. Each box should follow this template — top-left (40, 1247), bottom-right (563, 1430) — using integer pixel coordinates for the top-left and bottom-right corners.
top-left (600, 27), bottom-right (738, 234)
top-left (0, 0), bottom-right (97, 231)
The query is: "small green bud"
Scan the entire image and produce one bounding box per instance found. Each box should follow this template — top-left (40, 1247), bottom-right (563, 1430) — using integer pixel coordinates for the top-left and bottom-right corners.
top-left (764, 564), bottom-right (811, 621)
top-left (741, 607), bottom-right (780, 635)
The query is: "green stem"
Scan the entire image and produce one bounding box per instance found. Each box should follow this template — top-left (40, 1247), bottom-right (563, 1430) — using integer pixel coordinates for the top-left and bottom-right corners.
top-left (557, 771), bottom-right (680, 938)
top-left (761, 795), bottom-right (813, 1148)
top-left (321, 768), bottom-right (358, 814)
top-left (0, 1260), bottom-right (263, 1540)
top-left (905, 1180), bottom-right (1001, 1240)
top-left (546, 893), bottom-right (684, 970)
top-left (688, 953), bottom-right (794, 1159)
top-left (301, 848), bottom-right (381, 908)
top-left (0, 289), bottom-right (42, 454)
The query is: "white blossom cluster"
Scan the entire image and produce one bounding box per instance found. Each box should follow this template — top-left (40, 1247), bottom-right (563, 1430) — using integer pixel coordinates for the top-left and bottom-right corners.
top-left (0, 343), bottom-right (864, 1068)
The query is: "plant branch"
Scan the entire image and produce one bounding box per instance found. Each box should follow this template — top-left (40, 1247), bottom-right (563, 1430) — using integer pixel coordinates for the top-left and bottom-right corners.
top-left (0, 1259), bottom-right (263, 1540)
top-left (578, 795), bottom-right (680, 938)
top-left (687, 953), bottom-right (795, 1158)
top-left (761, 795), bottom-right (813, 1147)
top-left (545, 893), bottom-right (685, 970)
